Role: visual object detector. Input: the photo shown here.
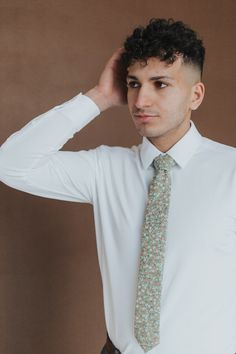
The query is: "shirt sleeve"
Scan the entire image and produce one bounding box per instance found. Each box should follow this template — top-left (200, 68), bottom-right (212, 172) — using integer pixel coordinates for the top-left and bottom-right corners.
top-left (0, 92), bottom-right (101, 205)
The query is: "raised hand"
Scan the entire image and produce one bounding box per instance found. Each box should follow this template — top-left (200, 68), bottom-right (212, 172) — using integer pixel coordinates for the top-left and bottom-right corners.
top-left (85, 47), bottom-right (128, 112)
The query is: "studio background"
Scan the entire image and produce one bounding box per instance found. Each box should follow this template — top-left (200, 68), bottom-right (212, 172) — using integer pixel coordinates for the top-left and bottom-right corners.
top-left (0, 1), bottom-right (235, 353)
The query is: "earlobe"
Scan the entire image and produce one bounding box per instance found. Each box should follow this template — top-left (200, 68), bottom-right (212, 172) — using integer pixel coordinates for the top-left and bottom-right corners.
top-left (191, 82), bottom-right (205, 111)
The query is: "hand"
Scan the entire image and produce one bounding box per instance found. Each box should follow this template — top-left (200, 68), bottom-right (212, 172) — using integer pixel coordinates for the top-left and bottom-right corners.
top-left (85, 47), bottom-right (128, 112)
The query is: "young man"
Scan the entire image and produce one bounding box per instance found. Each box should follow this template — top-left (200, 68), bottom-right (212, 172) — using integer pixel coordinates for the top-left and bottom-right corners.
top-left (1, 18), bottom-right (236, 354)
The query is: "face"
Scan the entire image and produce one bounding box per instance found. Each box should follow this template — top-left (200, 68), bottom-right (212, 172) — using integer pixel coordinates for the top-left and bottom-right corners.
top-left (126, 56), bottom-right (205, 151)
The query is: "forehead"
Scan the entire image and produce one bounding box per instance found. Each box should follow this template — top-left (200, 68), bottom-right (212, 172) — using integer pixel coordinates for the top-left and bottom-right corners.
top-left (126, 56), bottom-right (188, 81)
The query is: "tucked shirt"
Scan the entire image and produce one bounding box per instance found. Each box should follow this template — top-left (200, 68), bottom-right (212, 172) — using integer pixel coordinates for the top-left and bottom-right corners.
top-left (0, 93), bottom-right (236, 354)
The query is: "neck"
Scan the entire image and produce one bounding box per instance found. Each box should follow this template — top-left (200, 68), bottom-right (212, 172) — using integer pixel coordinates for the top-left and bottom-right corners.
top-left (148, 120), bottom-right (191, 152)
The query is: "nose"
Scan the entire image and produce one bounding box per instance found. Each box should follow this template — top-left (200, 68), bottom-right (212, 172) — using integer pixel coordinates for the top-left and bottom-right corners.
top-left (134, 87), bottom-right (153, 109)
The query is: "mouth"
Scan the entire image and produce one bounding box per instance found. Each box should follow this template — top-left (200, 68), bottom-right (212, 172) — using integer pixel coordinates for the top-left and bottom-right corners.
top-left (134, 114), bottom-right (158, 123)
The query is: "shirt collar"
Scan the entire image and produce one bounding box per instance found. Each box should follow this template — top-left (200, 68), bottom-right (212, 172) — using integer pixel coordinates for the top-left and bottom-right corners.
top-left (140, 119), bottom-right (203, 169)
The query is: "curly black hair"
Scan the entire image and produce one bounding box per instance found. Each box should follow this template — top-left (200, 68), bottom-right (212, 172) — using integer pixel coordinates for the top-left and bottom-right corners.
top-left (121, 18), bottom-right (205, 78)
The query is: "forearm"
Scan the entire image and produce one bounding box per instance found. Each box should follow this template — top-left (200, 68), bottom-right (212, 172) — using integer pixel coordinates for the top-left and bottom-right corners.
top-left (0, 92), bottom-right (100, 185)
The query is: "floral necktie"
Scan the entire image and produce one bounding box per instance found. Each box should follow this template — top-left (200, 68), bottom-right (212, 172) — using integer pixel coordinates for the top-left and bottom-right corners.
top-left (134, 154), bottom-right (176, 353)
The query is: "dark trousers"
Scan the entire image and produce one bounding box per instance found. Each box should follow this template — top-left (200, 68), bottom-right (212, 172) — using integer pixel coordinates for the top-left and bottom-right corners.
top-left (100, 332), bottom-right (121, 354)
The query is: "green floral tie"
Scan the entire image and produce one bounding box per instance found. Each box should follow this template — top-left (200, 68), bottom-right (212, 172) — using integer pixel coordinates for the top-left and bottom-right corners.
top-left (134, 154), bottom-right (176, 353)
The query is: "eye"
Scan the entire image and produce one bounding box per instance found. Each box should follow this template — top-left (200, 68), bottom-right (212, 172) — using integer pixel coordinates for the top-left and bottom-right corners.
top-left (126, 81), bottom-right (139, 88)
top-left (155, 81), bottom-right (168, 89)
top-left (126, 81), bottom-right (168, 89)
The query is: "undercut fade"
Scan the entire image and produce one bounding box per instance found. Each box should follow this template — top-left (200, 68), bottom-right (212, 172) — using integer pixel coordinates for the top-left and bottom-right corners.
top-left (121, 18), bottom-right (205, 78)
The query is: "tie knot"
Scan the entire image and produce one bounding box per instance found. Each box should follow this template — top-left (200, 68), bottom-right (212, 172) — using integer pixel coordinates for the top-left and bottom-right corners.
top-left (153, 154), bottom-right (176, 172)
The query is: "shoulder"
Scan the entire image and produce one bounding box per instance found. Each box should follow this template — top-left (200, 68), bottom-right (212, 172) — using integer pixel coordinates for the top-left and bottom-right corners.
top-left (94, 143), bottom-right (141, 166)
top-left (201, 137), bottom-right (236, 167)
top-left (202, 137), bottom-right (236, 155)
top-left (96, 143), bottom-right (140, 156)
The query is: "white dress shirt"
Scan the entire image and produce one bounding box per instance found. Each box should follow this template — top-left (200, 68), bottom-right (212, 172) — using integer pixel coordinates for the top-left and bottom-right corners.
top-left (0, 93), bottom-right (236, 354)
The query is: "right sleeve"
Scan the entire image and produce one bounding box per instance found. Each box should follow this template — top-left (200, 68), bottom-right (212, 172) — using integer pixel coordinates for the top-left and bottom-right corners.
top-left (0, 92), bottom-right (101, 205)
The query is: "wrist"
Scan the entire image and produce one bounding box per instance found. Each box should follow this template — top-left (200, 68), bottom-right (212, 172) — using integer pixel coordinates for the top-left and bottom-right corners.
top-left (85, 86), bottom-right (111, 112)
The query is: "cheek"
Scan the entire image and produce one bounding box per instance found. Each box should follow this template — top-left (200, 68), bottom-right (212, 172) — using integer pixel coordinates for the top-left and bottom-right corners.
top-left (155, 89), bottom-right (177, 106)
top-left (164, 90), bottom-right (190, 112)
top-left (178, 94), bottom-right (192, 113)
top-left (155, 94), bottom-right (175, 114)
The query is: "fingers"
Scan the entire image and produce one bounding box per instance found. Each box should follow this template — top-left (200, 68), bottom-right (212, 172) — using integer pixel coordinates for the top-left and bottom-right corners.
top-left (109, 47), bottom-right (125, 63)
top-left (114, 47), bottom-right (125, 59)
top-left (106, 47), bottom-right (126, 72)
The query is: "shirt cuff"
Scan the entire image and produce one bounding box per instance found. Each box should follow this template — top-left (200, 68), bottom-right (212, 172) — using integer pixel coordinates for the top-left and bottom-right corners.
top-left (54, 92), bottom-right (101, 131)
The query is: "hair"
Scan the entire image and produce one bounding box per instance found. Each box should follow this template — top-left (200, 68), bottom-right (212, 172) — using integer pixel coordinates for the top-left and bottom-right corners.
top-left (121, 18), bottom-right (205, 78)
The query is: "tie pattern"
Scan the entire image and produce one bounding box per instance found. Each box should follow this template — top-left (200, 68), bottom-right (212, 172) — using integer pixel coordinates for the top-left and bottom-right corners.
top-left (134, 154), bottom-right (176, 353)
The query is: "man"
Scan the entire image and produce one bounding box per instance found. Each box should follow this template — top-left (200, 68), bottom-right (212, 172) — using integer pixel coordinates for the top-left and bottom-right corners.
top-left (0, 18), bottom-right (236, 354)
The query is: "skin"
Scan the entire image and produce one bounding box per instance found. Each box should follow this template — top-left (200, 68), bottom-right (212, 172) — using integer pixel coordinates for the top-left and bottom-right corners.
top-left (126, 56), bottom-right (205, 151)
top-left (85, 47), bottom-right (205, 152)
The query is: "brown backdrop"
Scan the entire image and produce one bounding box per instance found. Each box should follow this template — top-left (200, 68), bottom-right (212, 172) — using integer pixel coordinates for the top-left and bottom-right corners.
top-left (0, 1), bottom-right (235, 353)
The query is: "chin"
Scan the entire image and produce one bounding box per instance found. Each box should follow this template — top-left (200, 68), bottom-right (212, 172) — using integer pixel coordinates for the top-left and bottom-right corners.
top-left (137, 127), bottom-right (164, 138)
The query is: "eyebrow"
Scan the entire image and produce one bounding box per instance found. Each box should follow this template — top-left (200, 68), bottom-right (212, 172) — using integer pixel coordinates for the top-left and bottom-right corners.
top-left (126, 75), bottom-right (175, 81)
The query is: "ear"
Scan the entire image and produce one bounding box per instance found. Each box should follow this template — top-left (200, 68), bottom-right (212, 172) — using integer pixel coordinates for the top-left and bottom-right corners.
top-left (190, 82), bottom-right (205, 111)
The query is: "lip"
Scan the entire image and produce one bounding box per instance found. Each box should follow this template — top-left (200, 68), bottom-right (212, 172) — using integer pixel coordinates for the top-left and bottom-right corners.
top-left (134, 115), bottom-right (157, 123)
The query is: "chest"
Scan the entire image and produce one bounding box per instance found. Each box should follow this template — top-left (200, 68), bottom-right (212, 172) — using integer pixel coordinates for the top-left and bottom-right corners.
top-left (96, 164), bottom-right (236, 255)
